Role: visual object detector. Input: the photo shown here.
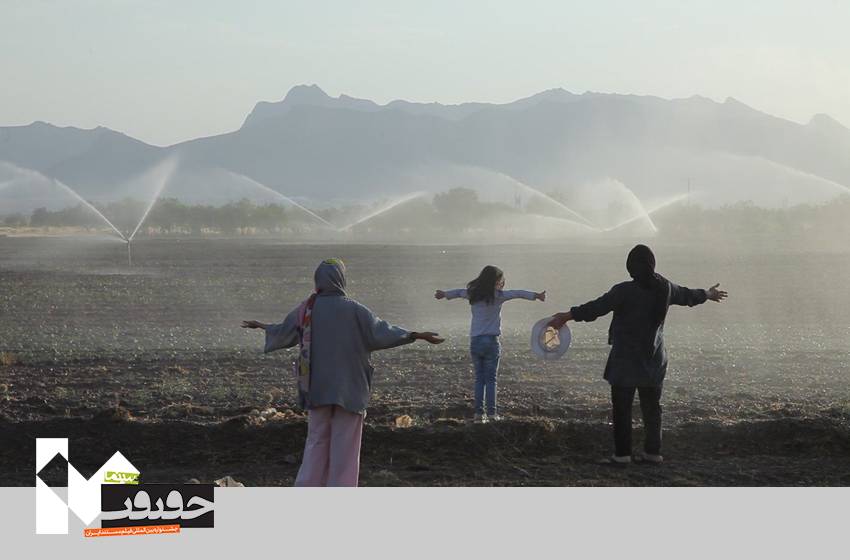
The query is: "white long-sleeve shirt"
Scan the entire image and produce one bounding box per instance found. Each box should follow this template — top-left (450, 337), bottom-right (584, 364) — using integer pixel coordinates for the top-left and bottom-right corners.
top-left (444, 289), bottom-right (537, 337)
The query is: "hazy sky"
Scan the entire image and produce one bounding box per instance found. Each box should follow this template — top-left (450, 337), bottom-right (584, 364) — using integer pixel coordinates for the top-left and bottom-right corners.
top-left (2, 0), bottom-right (848, 146)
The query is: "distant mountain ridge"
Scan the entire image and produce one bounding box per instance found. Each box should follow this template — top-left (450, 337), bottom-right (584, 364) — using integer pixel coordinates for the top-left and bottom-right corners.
top-left (1, 85), bottom-right (849, 211)
top-left (241, 84), bottom-right (584, 126)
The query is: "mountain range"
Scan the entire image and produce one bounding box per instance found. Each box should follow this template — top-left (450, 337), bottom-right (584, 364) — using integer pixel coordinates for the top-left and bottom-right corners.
top-left (2, 84), bottom-right (849, 213)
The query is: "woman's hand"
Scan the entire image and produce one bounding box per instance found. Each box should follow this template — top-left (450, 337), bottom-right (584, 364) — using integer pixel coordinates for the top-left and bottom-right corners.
top-left (241, 320), bottom-right (267, 330)
top-left (434, 290), bottom-right (446, 300)
top-left (707, 283), bottom-right (728, 302)
top-left (412, 331), bottom-right (445, 344)
top-left (547, 311), bottom-right (572, 329)
top-left (535, 290), bottom-right (546, 302)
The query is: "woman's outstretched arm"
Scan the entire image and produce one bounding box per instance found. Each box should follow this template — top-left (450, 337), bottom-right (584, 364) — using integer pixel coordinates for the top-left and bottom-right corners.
top-left (670, 282), bottom-right (727, 306)
top-left (242, 306), bottom-right (300, 353)
top-left (707, 283), bottom-right (728, 302)
top-left (548, 310), bottom-right (573, 329)
top-left (548, 284), bottom-right (625, 328)
top-left (356, 303), bottom-right (444, 350)
top-left (434, 289), bottom-right (467, 300)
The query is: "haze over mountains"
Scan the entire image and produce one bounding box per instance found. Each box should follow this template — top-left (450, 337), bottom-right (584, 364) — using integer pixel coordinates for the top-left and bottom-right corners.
top-left (2, 84), bottom-right (849, 215)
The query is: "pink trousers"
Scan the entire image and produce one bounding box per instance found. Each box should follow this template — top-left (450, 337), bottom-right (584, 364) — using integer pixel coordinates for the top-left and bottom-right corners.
top-left (294, 405), bottom-right (364, 487)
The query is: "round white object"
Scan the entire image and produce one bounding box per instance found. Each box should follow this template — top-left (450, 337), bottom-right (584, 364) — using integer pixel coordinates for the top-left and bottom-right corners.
top-left (530, 316), bottom-right (572, 360)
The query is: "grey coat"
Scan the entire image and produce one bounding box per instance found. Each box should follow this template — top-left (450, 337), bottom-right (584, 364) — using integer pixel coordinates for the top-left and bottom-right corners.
top-left (570, 280), bottom-right (708, 387)
top-left (263, 260), bottom-right (414, 414)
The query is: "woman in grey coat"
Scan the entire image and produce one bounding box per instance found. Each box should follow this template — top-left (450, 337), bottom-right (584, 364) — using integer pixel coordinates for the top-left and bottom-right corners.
top-left (549, 245), bottom-right (727, 464)
top-left (242, 258), bottom-right (443, 486)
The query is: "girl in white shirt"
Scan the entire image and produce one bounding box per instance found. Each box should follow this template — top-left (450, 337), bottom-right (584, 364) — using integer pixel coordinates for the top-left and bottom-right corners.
top-left (436, 265), bottom-right (545, 423)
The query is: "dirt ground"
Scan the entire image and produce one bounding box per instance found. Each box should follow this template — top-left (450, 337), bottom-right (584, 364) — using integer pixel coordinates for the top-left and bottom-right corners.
top-left (2, 237), bottom-right (849, 486)
top-left (3, 348), bottom-right (850, 486)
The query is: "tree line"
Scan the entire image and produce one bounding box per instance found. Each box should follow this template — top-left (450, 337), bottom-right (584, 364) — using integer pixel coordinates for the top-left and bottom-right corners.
top-left (3, 189), bottom-right (850, 243)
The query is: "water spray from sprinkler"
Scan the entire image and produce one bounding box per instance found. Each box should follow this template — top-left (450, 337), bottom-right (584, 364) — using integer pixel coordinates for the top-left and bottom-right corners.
top-left (52, 179), bottom-right (127, 241)
top-left (338, 191), bottom-right (428, 231)
top-left (489, 170), bottom-right (599, 229)
top-left (602, 193), bottom-right (690, 233)
top-left (223, 170), bottom-right (336, 229)
top-left (122, 156), bottom-right (180, 267)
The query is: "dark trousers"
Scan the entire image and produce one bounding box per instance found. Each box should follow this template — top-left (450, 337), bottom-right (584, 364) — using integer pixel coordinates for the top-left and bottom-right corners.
top-left (610, 385), bottom-right (663, 457)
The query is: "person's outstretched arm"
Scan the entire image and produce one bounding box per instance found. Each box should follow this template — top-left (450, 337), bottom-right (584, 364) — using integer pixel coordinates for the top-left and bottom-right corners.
top-left (549, 285), bottom-right (624, 329)
top-left (356, 303), bottom-right (444, 351)
top-left (671, 282), bottom-right (727, 306)
top-left (241, 306), bottom-right (300, 353)
top-left (434, 288), bottom-right (467, 300)
top-left (500, 289), bottom-right (546, 302)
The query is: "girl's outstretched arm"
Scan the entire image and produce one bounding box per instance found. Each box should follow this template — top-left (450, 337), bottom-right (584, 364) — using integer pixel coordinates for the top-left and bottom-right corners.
top-left (435, 289), bottom-right (467, 300)
top-left (500, 289), bottom-right (546, 302)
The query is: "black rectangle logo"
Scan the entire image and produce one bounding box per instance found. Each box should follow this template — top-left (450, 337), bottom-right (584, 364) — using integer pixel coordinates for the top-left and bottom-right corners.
top-left (101, 484), bottom-right (214, 528)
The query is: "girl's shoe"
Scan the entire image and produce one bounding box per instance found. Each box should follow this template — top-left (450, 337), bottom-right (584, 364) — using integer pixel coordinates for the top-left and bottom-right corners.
top-left (473, 413), bottom-right (487, 424)
top-left (489, 415), bottom-right (503, 422)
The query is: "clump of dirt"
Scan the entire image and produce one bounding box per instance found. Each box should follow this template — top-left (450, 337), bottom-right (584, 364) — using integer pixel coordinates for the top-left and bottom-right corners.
top-left (215, 475), bottom-right (244, 487)
top-left (92, 406), bottom-right (133, 422)
top-left (221, 407), bottom-right (301, 429)
top-left (3, 413), bottom-right (849, 487)
top-left (160, 403), bottom-right (215, 418)
top-left (0, 352), bottom-right (21, 367)
top-left (394, 415), bottom-right (414, 428)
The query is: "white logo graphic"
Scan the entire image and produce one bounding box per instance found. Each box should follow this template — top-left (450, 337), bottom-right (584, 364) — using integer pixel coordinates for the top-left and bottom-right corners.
top-left (35, 438), bottom-right (140, 534)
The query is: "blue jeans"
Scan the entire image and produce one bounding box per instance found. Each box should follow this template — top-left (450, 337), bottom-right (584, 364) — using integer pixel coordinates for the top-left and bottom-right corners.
top-left (470, 335), bottom-right (501, 415)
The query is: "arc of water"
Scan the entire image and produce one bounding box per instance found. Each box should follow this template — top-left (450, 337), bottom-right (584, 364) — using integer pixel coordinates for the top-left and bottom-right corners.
top-left (128, 158), bottom-right (179, 241)
top-left (338, 191), bottom-right (428, 231)
top-left (602, 193), bottom-right (689, 232)
top-left (510, 206), bottom-right (602, 232)
top-left (52, 179), bottom-right (127, 240)
top-left (737, 155), bottom-right (850, 196)
top-left (0, 161), bottom-right (126, 240)
top-left (614, 182), bottom-right (658, 233)
top-left (524, 213), bottom-right (600, 233)
top-left (488, 170), bottom-right (599, 229)
top-left (223, 170), bottom-right (336, 229)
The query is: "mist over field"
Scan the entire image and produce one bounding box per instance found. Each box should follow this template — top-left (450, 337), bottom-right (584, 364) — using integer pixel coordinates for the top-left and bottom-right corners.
top-left (2, 85), bottom-right (850, 486)
top-left (2, 85), bottom-right (850, 251)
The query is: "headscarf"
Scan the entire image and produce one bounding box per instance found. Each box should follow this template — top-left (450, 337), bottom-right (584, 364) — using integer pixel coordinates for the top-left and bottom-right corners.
top-left (294, 258), bottom-right (346, 408)
top-left (626, 245), bottom-right (671, 357)
top-left (313, 257), bottom-right (347, 296)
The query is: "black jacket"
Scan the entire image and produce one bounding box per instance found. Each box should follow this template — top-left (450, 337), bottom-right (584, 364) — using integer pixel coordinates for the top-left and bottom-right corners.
top-left (570, 280), bottom-right (708, 387)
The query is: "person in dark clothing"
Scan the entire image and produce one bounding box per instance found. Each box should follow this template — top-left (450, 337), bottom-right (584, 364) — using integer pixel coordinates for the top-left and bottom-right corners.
top-left (549, 244), bottom-right (727, 464)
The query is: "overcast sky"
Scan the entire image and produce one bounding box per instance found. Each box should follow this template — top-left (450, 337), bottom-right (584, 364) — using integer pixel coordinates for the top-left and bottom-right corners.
top-left (2, 0), bottom-right (848, 146)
